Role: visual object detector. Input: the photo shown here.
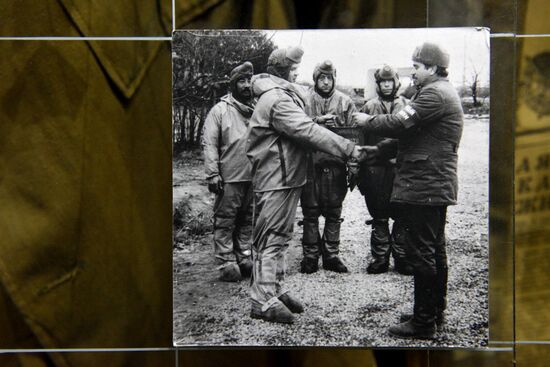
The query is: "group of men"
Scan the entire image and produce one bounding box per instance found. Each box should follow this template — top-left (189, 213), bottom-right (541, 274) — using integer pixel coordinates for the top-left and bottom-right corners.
top-left (200, 42), bottom-right (463, 339)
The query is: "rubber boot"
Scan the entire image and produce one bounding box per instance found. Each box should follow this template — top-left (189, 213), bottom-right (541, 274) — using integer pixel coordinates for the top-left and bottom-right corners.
top-left (321, 217), bottom-right (348, 273)
top-left (301, 215), bottom-right (321, 274)
top-left (366, 219), bottom-right (391, 274)
top-left (323, 256), bottom-right (348, 273)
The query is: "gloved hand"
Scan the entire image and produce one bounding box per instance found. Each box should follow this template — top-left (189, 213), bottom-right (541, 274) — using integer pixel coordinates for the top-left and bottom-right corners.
top-left (351, 112), bottom-right (374, 127)
top-left (361, 145), bottom-right (381, 165)
top-left (207, 175), bottom-right (224, 194)
top-left (316, 114), bottom-right (338, 127)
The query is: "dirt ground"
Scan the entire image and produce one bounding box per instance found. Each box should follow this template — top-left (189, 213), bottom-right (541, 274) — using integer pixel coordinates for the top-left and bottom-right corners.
top-left (173, 115), bottom-right (489, 348)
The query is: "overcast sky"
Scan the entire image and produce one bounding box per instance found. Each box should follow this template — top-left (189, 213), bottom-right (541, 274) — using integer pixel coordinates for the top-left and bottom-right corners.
top-left (263, 28), bottom-right (490, 89)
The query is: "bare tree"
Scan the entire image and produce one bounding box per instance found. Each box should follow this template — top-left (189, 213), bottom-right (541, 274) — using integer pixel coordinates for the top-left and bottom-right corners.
top-left (172, 30), bottom-right (276, 152)
top-left (468, 60), bottom-right (484, 107)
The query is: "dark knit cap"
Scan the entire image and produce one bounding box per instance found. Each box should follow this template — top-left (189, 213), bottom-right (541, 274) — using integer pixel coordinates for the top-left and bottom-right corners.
top-left (412, 42), bottom-right (450, 68)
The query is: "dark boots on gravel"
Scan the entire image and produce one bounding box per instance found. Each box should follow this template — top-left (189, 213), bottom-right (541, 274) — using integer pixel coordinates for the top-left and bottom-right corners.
top-left (300, 257), bottom-right (319, 274)
top-left (238, 258), bottom-right (253, 278)
top-left (278, 293), bottom-right (304, 313)
top-left (366, 219), bottom-right (391, 274)
top-left (367, 259), bottom-right (389, 274)
top-left (388, 319), bottom-right (436, 339)
top-left (250, 299), bottom-right (294, 324)
top-left (219, 263), bottom-right (242, 282)
top-left (399, 311), bottom-right (445, 329)
top-left (323, 256), bottom-right (348, 273)
top-left (390, 275), bottom-right (439, 339)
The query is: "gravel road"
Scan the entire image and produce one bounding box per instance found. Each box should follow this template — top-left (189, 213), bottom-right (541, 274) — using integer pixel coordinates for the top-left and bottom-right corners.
top-left (173, 116), bottom-right (489, 348)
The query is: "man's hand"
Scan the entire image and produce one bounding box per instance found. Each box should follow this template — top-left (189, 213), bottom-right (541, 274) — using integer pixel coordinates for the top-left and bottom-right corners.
top-left (316, 114), bottom-right (338, 127)
top-left (350, 145), bottom-right (380, 164)
top-left (207, 175), bottom-right (224, 194)
top-left (362, 145), bottom-right (380, 164)
top-left (351, 112), bottom-right (373, 127)
top-left (350, 145), bottom-right (368, 162)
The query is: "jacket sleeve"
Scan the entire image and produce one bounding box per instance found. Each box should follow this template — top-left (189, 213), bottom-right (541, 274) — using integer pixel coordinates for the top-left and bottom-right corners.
top-left (342, 97), bottom-right (357, 126)
top-left (270, 98), bottom-right (355, 159)
top-left (201, 105), bottom-right (222, 179)
top-left (362, 87), bottom-right (444, 137)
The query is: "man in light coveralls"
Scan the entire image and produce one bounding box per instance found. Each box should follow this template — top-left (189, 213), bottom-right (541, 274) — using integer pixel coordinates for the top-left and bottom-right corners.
top-left (246, 47), bottom-right (367, 324)
top-left (202, 62), bottom-right (255, 282)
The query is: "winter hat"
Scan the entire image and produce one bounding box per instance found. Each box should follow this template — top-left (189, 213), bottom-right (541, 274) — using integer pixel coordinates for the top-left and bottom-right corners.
top-left (313, 60), bottom-right (336, 82)
top-left (412, 42), bottom-right (450, 68)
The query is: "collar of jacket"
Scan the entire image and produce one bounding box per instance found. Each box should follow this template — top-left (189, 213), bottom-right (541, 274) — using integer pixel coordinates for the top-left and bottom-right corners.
top-left (58, 0), bottom-right (171, 100)
top-left (251, 74), bottom-right (308, 106)
top-left (418, 75), bottom-right (448, 88)
top-left (222, 94), bottom-right (255, 118)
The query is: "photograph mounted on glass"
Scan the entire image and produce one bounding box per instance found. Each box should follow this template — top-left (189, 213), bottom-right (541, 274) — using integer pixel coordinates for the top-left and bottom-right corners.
top-left (172, 28), bottom-right (490, 348)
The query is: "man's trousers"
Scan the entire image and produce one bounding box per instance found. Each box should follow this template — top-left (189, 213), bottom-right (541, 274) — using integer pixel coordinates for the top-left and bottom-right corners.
top-left (300, 164), bottom-right (347, 261)
top-left (250, 187), bottom-right (302, 306)
top-left (394, 204), bottom-right (448, 324)
top-left (213, 182), bottom-right (253, 265)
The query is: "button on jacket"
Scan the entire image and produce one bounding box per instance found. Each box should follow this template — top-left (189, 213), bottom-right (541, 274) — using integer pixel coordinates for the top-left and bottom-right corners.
top-left (366, 75), bottom-right (464, 205)
top-left (246, 74), bottom-right (356, 193)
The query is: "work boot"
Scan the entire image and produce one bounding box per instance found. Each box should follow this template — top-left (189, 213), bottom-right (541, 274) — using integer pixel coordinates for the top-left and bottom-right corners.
top-left (238, 258), bottom-right (253, 278)
top-left (218, 263), bottom-right (242, 282)
top-left (367, 260), bottom-right (389, 274)
top-left (250, 299), bottom-right (294, 324)
top-left (388, 319), bottom-right (436, 339)
top-left (279, 293), bottom-right (304, 313)
top-left (323, 257), bottom-right (348, 273)
top-left (399, 311), bottom-right (445, 329)
top-left (300, 257), bottom-right (319, 274)
top-left (394, 259), bottom-right (414, 275)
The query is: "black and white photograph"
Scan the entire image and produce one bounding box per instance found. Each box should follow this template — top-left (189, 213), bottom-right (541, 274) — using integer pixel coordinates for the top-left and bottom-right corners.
top-left (172, 28), bottom-right (490, 348)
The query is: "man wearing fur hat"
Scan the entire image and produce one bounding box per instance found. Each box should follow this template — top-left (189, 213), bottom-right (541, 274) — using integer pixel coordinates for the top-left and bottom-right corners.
top-left (300, 60), bottom-right (357, 274)
top-left (359, 65), bottom-right (413, 275)
top-left (202, 61), bottom-right (255, 282)
top-left (353, 43), bottom-right (463, 339)
top-left (246, 47), bottom-right (367, 323)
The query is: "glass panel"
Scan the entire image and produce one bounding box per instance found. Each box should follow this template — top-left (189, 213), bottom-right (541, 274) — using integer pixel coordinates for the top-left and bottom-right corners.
top-left (429, 350), bottom-right (514, 366)
top-left (515, 36), bottom-right (550, 342)
top-left (174, 0), bottom-right (428, 29)
top-left (515, 344), bottom-right (550, 366)
top-left (519, 0), bottom-right (550, 35)
top-left (177, 349), bottom-right (278, 367)
top-left (0, 351), bottom-right (175, 367)
top-left (0, 0), bottom-right (170, 36)
top-left (0, 40), bottom-right (173, 349)
top-left (427, 0), bottom-right (517, 33)
top-left (487, 37), bottom-right (516, 344)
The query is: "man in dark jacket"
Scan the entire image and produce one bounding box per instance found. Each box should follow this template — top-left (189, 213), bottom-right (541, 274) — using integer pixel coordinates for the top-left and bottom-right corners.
top-left (353, 42), bottom-right (463, 339)
top-left (202, 62), bottom-right (255, 282)
top-left (300, 60), bottom-right (357, 274)
top-left (246, 47), bottom-right (366, 324)
top-left (359, 65), bottom-right (412, 275)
